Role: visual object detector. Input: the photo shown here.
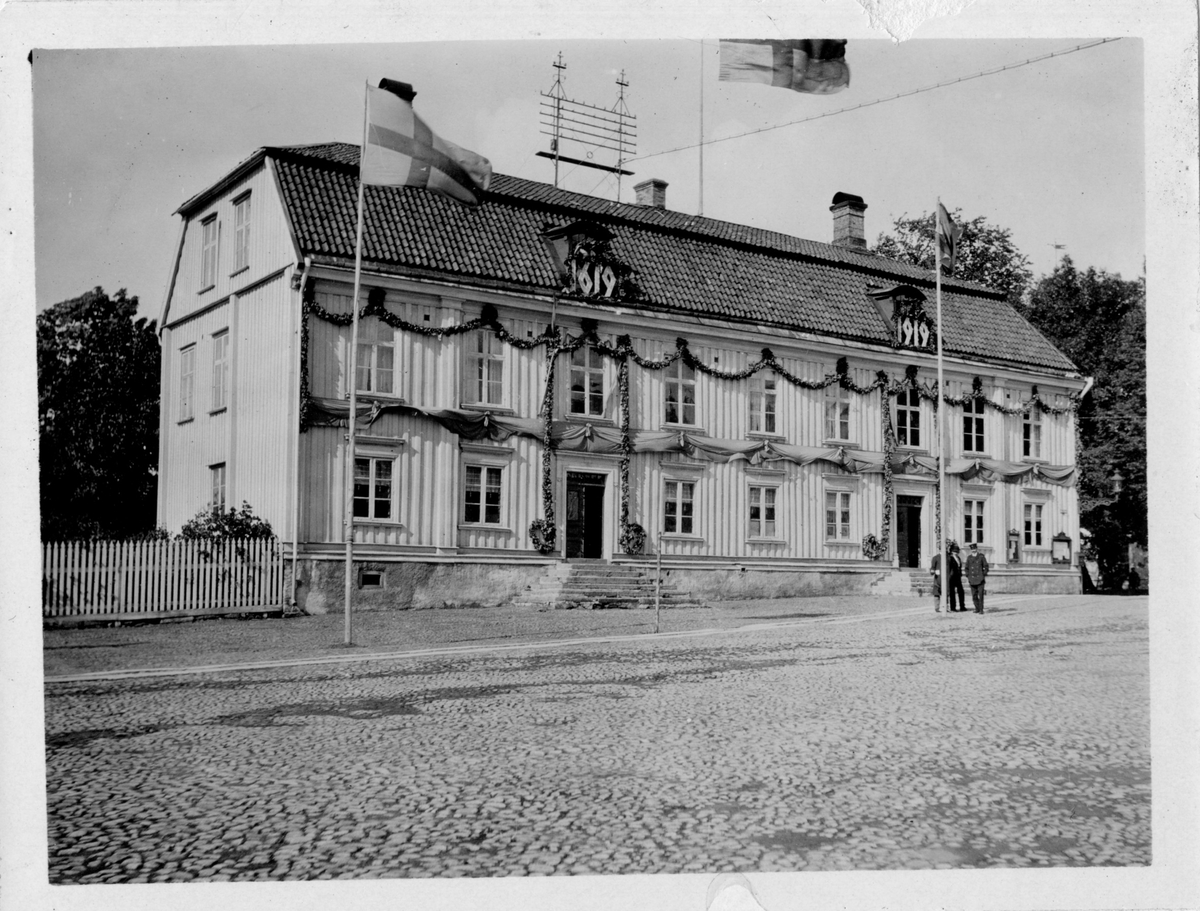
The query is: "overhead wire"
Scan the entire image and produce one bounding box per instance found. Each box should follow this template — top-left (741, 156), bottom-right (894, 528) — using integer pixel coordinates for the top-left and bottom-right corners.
top-left (627, 37), bottom-right (1122, 164)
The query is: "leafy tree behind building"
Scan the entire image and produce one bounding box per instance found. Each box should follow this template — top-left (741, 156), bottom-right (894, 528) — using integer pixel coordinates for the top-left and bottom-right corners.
top-left (37, 287), bottom-right (160, 540)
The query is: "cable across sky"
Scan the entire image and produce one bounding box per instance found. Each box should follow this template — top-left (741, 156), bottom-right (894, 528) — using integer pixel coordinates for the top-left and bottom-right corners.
top-left (627, 37), bottom-right (1122, 164)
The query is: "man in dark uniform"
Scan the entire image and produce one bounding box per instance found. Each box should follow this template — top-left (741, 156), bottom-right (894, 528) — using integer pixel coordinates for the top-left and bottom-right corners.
top-left (965, 542), bottom-right (989, 613)
top-left (947, 543), bottom-right (966, 611)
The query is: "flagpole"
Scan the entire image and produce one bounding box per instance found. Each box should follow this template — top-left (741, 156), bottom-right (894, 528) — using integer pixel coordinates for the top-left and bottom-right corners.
top-left (935, 197), bottom-right (947, 615)
top-left (344, 85), bottom-right (370, 646)
top-left (698, 40), bottom-right (704, 217)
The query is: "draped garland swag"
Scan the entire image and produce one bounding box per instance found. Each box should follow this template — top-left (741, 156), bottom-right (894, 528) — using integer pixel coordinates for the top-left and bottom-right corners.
top-left (300, 283), bottom-right (1079, 558)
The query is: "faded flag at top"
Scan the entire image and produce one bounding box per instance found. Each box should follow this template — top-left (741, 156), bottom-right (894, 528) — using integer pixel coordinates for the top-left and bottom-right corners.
top-left (936, 202), bottom-right (964, 274)
top-left (360, 79), bottom-right (492, 205)
top-left (718, 39), bottom-right (850, 94)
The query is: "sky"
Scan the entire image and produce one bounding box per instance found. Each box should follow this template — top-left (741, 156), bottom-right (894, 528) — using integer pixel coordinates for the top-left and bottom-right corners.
top-left (30, 36), bottom-right (1144, 318)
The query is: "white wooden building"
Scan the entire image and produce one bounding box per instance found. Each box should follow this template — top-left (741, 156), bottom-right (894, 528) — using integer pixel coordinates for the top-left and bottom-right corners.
top-left (157, 144), bottom-right (1085, 609)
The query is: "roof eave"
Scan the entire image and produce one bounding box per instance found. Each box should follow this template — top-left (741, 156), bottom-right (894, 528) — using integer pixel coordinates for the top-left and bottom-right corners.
top-left (175, 148), bottom-right (270, 217)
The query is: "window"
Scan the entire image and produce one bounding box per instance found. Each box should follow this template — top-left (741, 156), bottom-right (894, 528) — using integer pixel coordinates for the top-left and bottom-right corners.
top-left (210, 463), bottom-right (226, 510)
top-left (896, 388), bottom-right (921, 447)
top-left (664, 360), bottom-right (696, 425)
top-left (355, 317), bottom-right (395, 395)
top-left (211, 331), bottom-right (229, 411)
top-left (1024, 503), bottom-right (1044, 547)
top-left (825, 490), bottom-right (851, 540)
top-left (1023, 408), bottom-right (1043, 459)
top-left (964, 499), bottom-right (985, 545)
top-left (353, 456), bottom-right (394, 521)
top-left (467, 331), bottom-right (504, 405)
top-left (963, 397), bottom-right (986, 453)
top-left (824, 384), bottom-right (851, 441)
top-left (464, 465), bottom-right (503, 525)
top-left (200, 216), bottom-right (219, 289)
top-left (179, 345), bottom-right (196, 421)
top-left (749, 486), bottom-right (777, 538)
top-left (233, 194), bottom-right (251, 273)
top-left (749, 375), bottom-right (777, 434)
top-left (570, 345), bottom-right (605, 416)
top-left (663, 480), bottom-right (695, 534)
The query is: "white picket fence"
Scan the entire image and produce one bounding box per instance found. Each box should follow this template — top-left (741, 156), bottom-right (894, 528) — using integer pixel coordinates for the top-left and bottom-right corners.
top-left (42, 537), bottom-right (286, 624)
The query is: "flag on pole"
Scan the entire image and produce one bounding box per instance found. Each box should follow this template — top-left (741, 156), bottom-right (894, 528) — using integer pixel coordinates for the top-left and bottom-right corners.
top-left (360, 79), bottom-right (493, 205)
top-left (936, 202), bottom-right (964, 274)
top-left (718, 39), bottom-right (850, 94)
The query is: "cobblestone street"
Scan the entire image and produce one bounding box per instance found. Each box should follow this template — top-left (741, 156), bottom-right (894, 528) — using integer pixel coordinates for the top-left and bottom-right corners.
top-left (43, 594), bottom-right (1149, 883)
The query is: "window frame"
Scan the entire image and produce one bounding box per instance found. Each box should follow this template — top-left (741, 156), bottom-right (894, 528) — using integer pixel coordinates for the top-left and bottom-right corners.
top-left (210, 329), bottom-right (229, 413)
top-left (895, 387), bottom-right (922, 448)
top-left (232, 193), bottom-right (251, 274)
top-left (179, 344), bottom-right (196, 423)
top-left (1023, 502), bottom-right (1044, 547)
top-left (1022, 407), bottom-right (1043, 460)
top-left (354, 315), bottom-right (397, 397)
top-left (824, 383), bottom-right (852, 443)
top-left (664, 359), bottom-right (697, 426)
top-left (462, 463), bottom-right (506, 527)
top-left (748, 374), bottom-right (779, 436)
top-left (569, 344), bottom-right (606, 417)
top-left (210, 463), bottom-right (226, 511)
top-left (748, 484), bottom-right (779, 539)
top-left (963, 397), bottom-right (987, 454)
top-left (465, 329), bottom-right (506, 407)
top-left (352, 453), bottom-right (398, 523)
top-left (825, 489), bottom-right (852, 541)
top-left (662, 478), bottom-right (697, 536)
top-left (200, 215), bottom-right (219, 291)
top-left (963, 498), bottom-right (986, 546)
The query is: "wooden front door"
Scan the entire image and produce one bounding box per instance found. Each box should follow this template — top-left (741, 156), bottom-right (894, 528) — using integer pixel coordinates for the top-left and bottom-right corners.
top-left (565, 472), bottom-right (606, 559)
top-left (896, 495), bottom-right (923, 568)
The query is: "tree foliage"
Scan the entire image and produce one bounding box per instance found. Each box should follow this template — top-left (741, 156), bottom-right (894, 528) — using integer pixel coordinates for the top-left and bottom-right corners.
top-left (178, 502), bottom-right (275, 540)
top-left (870, 209), bottom-right (1033, 307)
top-left (37, 287), bottom-right (160, 541)
top-left (1024, 258), bottom-right (1146, 588)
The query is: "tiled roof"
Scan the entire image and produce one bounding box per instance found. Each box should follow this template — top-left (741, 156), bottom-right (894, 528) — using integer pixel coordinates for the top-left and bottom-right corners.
top-left (268, 142), bottom-right (1076, 373)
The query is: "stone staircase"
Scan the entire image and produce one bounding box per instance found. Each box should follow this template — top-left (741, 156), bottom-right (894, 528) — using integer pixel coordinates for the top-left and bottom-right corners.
top-left (869, 567), bottom-right (936, 597)
top-left (515, 561), bottom-right (701, 610)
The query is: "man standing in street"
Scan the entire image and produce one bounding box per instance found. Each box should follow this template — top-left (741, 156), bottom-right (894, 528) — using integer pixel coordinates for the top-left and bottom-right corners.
top-left (948, 543), bottom-right (966, 611)
top-left (930, 550), bottom-right (943, 612)
top-left (965, 542), bottom-right (989, 613)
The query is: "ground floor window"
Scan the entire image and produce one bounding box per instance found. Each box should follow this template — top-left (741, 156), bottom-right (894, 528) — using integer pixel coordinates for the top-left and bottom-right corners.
top-left (964, 499), bottom-right (985, 545)
top-left (748, 485), bottom-right (777, 538)
top-left (353, 456), bottom-right (394, 521)
top-left (825, 490), bottom-right (851, 540)
top-left (464, 464), bottom-right (503, 525)
top-left (210, 463), bottom-right (226, 510)
top-left (663, 480), bottom-right (695, 535)
top-left (1024, 502), bottom-right (1044, 546)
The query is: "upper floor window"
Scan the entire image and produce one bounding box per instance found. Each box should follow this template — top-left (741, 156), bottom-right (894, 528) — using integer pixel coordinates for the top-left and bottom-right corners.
top-left (664, 360), bottom-right (696, 425)
top-left (1023, 408), bottom-right (1042, 459)
top-left (355, 317), bottom-right (395, 396)
top-left (824, 384), bottom-right (851, 442)
top-left (570, 345), bottom-right (605, 416)
top-left (1024, 502), bottom-right (1044, 547)
top-left (663, 479), bottom-right (695, 534)
top-left (825, 490), bottom-right (851, 540)
top-left (964, 499), bottom-right (985, 545)
top-left (963, 397), bottom-right (986, 453)
top-left (233, 194), bottom-right (251, 273)
top-left (895, 388), bottom-right (921, 447)
top-left (200, 216), bottom-right (219, 289)
top-left (467, 331), bottom-right (504, 406)
top-left (749, 375), bottom-right (777, 434)
top-left (748, 485), bottom-right (778, 538)
top-left (179, 345), bottom-right (196, 422)
top-left (210, 463), bottom-right (226, 510)
top-left (464, 464), bottom-right (503, 525)
top-left (354, 456), bottom-right (394, 521)
top-left (211, 330), bottom-right (229, 412)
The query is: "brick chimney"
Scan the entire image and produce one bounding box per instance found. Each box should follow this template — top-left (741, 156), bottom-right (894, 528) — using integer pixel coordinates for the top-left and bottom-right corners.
top-left (829, 192), bottom-right (867, 249)
top-left (634, 178), bottom-right (668, 209)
